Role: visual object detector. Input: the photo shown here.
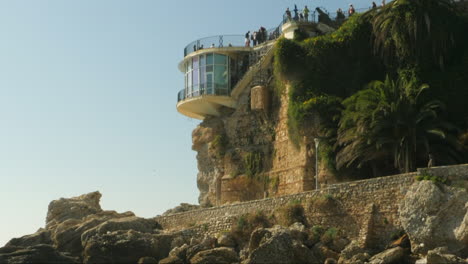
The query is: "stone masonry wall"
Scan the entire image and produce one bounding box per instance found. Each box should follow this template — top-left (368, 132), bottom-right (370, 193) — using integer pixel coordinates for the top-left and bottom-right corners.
top-left (154, 164), bottom-right (468, 248)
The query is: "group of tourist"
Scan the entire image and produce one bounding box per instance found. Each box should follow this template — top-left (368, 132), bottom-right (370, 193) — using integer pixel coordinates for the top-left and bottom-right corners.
top-left (194, 1), bottom-right (391, 53)
top-left (244, 26), bottom-right (269, 47)
top-left (284, 4), bottom-right (311, 22)
top-left (282, 1), bottom-right (388, 23)
top-left (345, 0), bottom-right (386, 17)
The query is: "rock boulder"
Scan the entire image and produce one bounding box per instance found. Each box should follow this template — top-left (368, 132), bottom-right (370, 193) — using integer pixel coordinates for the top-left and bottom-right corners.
top-left (0, 244), bottom-right (79, 264)
top-left (399, 181), bottom-right (468, 254)
top-left (189, 247), bottom-right (239, 264)
top-left (46, 191), bottom-right (102, 229)
top-left (245, 226), bottom-right (318, 264)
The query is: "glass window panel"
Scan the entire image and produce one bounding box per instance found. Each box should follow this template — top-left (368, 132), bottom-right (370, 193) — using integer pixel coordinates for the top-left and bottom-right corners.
top-left (188, 59), bottom-right (192, 71)
top-left (200, 67), bottom-right (206, 86)
top-left (206, 65), bottom-right (213, 72)
top-left (193, 68), bottom-right (199, 87)
top-left (207, 73), bottom-right (213, 94)
top-left (214, 65), bottom-right (228, 92)
top-left (214, 54), bottom-right (227, 65)
top-left (206, 53), bottom-right (213, 65)
top-left (193, 56), bottom-right (199, 69)
top-left (187, 71), bottom-right (192, 94)
top-left (200, 55), bottom-right (206, 67)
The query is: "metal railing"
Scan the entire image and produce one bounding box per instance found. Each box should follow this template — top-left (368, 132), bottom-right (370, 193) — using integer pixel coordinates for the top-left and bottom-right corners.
top-left (177, 87), bottom-right (230, 103)
top-left (282, 7), bottom-right (371, 24)
top-left (183, 24), bottom-right (283, 57)
top-left (184, 35), bottom-right (244, 57)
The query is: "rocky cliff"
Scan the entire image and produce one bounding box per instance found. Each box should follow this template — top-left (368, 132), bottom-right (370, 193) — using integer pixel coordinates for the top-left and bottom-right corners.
top-left (193, 71), bottom-right (331, 207)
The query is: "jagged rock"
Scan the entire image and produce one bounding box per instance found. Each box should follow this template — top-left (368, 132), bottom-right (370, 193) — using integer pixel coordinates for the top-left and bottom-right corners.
top-left (338, 241), bottom-right (369, 264)
top-left (426, 247), bottom-right (468, 264)
top-left (168, 243), bottom-right (189, 260)
top-left (244, 226), bottom-right (318, 264)
top-left (455, 201), bottom-right (468, 245)
top-left (163, 203), bottom-right (200, 215)
top-left (52, 210), bottom-right (135, 256)
top-left (340, 240), bottom-right (365, 260)
top-left (239, 247), bottom-right (249, 262)
top-left (46, 191), bottom-right (103, 229)
top-left (5, 229), bottom-right (52, 247)
top-left (0, 244), bottom-right (79, 264)
top-left (289, 222), bottom-right (308, 242)
top-left (81, 215), bottom-right (160, 244)
top-left (158, 255), bottom-right (184, 264)
top-left (330, 238), bottom-right (350, 253)
top-left (137, 256), bottom-right (158, 264)
top-left (192, 118), bottom-right (225, 206)
top-left (325, 258), bottom-right (338, 264)
top-left (217, 233), bottom-right (236, 248)
top-left (82, 230), bottom-right (172, 264)
top-left (248, 228), bottom-right (270, 253)
top-left (186, 236), bottom-right (217, 260)
top-left (312, 242), bottom-right (340, 263)
top-left (399, 181), bottom-right (468, 254)
top-left (368, 246), bottom-right (406, 264)
top-left (189, 247), bottom-right (239, 264)
top-left (338, 252), bottom-right (371, 264)
top-left (0, 246), bottom-right (22, 254)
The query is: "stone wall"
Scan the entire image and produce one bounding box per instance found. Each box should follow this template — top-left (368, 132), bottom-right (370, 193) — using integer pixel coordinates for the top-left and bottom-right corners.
top-left (154, 164), bottom-right (468, 248)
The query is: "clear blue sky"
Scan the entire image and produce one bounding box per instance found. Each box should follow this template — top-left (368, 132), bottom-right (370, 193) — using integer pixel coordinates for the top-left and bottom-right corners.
top-left (0, 0), bottom-right (374, 246)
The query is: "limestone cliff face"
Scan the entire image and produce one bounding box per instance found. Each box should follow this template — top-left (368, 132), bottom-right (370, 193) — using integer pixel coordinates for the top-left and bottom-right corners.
top-left (192, 74), bottom-right (325, 206)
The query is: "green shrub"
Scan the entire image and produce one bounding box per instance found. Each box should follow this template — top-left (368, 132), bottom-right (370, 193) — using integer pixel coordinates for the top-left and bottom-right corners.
top-left (243, 151), bottom-right (264, 178)
top-left (270, 176), bottom-right (279, 193)
top-left (309, 225), bottom-right (325, 244)
top-left (321, 227), bottom-right (339, 245)
top-left (275, 14), bottom-right (383, 148)
top-left (277, 202), bottom-right (306, 226)
top-left (230, 211), bottom-right (272, 244)
top-left (383, 218), bottom-right (389, 225)
top-left (294, 28), bottom-right (309, 42)
top-left (416, 174), bottom-right (447, 184)
top-left (211, 134), bottom-right (228, 156)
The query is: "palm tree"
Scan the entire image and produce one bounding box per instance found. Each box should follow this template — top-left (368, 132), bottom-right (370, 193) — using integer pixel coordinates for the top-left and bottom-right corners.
top-left (371, 0), bottom-right (461, 68)
top-left (336, 74), bottom-right (460, 174)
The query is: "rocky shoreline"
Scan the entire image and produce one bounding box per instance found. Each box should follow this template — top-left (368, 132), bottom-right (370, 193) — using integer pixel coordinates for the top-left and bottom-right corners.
top-left (1, 179), bottom-right (467, 264)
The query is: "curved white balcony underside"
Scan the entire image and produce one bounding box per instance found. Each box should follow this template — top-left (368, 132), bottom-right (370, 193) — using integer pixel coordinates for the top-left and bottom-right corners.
top-left (176, 95), bottom-right (236, 120)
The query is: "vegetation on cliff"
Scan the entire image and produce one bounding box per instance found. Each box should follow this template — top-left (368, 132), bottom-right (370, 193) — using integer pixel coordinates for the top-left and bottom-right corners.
top-left (275, 0), bottom-right (468, 177)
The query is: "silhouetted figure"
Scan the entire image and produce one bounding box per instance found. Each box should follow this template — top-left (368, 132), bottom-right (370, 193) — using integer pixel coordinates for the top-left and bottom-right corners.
top-left (245, 31), bottom-right (250, 47)
top-left (304, 5), bottom-right (310, 21)
top-left (293, 4), bottom-right (299, 20)
top-left (285, 8), bottom-right (292, 21)
top-left (372, 1), bottom-right (377, 8)
top-left (336, 8), bottom-right (345, 20)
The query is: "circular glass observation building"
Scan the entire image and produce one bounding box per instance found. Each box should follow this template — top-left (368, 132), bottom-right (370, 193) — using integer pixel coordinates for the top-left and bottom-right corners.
top-left (177, 35), bottom-right (251, 120)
